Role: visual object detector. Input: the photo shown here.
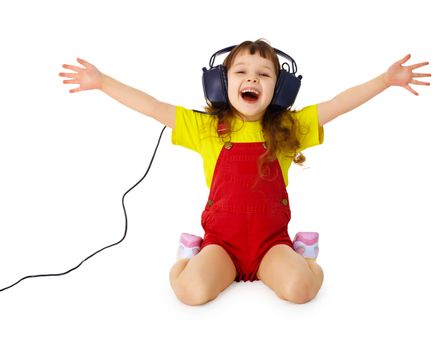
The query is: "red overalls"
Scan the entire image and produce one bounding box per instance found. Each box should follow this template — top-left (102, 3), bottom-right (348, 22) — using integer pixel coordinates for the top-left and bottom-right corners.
top-left (200, 142), bottom-right (293, 282)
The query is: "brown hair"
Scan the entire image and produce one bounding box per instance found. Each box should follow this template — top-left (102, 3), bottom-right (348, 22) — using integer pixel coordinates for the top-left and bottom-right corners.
top-left (204, 39), bottom-right (305, 176)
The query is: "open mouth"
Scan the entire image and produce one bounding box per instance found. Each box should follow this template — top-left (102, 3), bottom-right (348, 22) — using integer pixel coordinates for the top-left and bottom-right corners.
top-left (241, 88), bottom-right (260, 103)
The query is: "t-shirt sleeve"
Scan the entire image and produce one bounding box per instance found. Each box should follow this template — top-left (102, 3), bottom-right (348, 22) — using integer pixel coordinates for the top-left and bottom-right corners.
top-left (171, 106), bottom-right (207, 153)
top-left (292, 104), bottom-right (324, 152)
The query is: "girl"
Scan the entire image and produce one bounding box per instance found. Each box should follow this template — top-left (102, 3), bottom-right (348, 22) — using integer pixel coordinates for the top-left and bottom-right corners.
top-left (59, 39), bottom-right (430, 306)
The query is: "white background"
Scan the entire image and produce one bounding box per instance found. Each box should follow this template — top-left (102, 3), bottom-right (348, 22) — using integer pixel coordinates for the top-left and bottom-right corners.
top-left (1, 0), bottom-right (445, 349)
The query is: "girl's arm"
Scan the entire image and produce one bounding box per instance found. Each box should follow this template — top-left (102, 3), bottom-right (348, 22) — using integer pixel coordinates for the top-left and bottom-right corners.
top-left (317, 54), bottom-right (431, 126)
top-left (59, 58), bottom-right (176, 128)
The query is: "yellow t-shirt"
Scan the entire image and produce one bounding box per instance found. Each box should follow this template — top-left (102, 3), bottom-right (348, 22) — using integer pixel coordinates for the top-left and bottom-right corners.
top-left (172, 105), bottom-right (324, 188)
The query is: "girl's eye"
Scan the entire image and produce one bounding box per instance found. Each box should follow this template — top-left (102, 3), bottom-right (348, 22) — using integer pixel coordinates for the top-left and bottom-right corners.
top-left (236, 71), bottom-right (245, 74)
top-left (261, 73), bottom-right (271, 77)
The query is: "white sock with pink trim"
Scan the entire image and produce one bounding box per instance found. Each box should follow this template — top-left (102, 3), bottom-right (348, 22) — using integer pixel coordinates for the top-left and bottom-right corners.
top-left (292, 232), bottom-right (319, 259)
top-left (176, 233), bottom-right (203, 260)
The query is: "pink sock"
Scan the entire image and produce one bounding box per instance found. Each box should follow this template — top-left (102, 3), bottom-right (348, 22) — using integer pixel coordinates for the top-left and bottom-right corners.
top-left (293, 232), bottom-right (319, 259)
top-left (177, 233), bottom-right (203, 259)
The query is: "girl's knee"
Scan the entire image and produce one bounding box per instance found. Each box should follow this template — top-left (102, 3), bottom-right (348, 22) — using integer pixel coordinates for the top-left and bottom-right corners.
top-left (172, 277), bottom-right (215, 306)
top-left (279, 276), bottom-right (319, 304)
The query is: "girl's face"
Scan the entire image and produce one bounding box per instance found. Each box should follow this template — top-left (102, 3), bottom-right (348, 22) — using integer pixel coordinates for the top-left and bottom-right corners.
top-left (227, 49), bottom-right (277, 121)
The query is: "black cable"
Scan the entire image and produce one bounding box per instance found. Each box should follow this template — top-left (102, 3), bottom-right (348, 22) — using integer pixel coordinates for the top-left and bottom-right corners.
top-left (0, 126), bottom-right (167, 293)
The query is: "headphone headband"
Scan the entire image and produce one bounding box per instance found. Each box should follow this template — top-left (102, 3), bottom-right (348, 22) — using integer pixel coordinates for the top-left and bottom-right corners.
top-left (208, 45), bottom-right (298, 75)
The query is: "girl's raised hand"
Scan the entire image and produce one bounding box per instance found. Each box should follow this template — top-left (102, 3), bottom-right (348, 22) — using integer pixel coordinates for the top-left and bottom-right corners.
top-left (59, 58), bottom-right (102, 93)
top-left (384, 54), bottom-right (431, 96)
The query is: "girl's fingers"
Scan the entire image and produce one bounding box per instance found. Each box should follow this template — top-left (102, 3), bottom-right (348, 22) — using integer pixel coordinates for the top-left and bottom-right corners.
top-left (76, 57), bottom-right (91, 68)
top-left (69, 87), bottom-right (82, 93)
top-left (397, 54), bottom-right (411, 65)
top-left (59, 72), bottom-right (77, 79)
top-left (412, 73), bottom-right (431, 78)
top-left (410, 79), bottom-right (431, 86)
top-left (62, 64), bottom-right (82, 73)
top-left (63, 79), bottom-right (79, 85)
top-left (60, 58), bottom-right (94, 93)
top-left (405, 84), bottom-right (418, 96)
top-left (409, 61), bottom-right (429, 70)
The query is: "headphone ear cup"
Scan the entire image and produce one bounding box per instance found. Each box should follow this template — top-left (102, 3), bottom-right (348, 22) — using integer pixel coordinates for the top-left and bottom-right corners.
top-left (270, 70), bottom-right (302, 109)
top-left (202, 65), bottom-right (229, 109)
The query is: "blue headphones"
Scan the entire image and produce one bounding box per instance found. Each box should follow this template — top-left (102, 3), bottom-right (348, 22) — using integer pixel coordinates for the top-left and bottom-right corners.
top-left (202, 45), bottom-right (302, 110)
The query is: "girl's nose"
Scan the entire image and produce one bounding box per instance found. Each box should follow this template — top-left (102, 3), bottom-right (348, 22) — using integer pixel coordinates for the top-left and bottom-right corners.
top-left (247, 77), bottom-right (258, 83)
